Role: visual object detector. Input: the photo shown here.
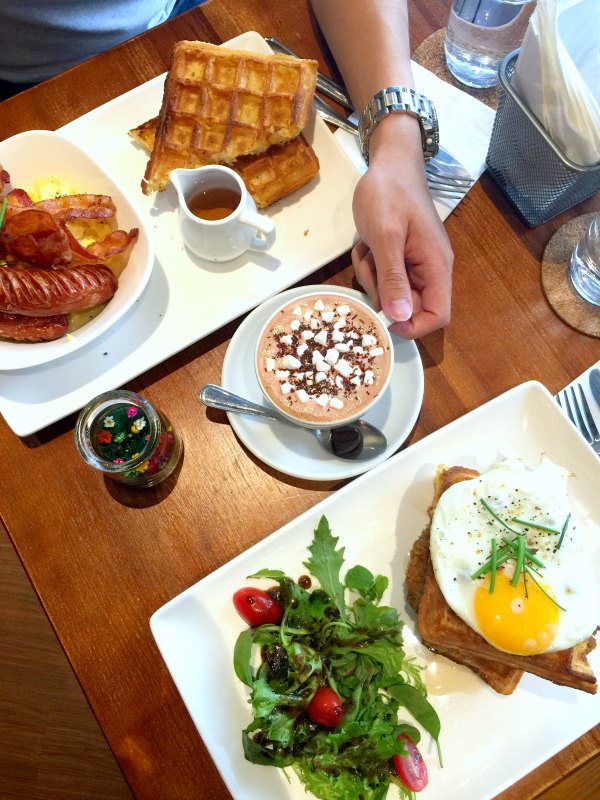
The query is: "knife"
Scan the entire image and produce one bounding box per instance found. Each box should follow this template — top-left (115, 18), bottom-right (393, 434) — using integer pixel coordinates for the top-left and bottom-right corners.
top-left (589, 368), bottom-right (600, 409)
top-left (265, 37), bottom-right (354, 110)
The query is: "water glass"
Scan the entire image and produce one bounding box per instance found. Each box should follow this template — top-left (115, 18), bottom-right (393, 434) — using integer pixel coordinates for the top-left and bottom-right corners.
top-left (444, 0), bottom-right (536, 89)
top-left (569, 215), bottom-right (600, 306)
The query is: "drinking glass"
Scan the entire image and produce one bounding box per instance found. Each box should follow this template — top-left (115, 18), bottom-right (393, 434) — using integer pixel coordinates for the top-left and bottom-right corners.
top-left (569, 215), bottom-right (600, 306)
top-left (444, 0), bottom-right (536, 88)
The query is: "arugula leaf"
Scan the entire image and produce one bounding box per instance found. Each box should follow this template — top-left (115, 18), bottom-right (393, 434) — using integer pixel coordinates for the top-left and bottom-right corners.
top-left (233, 628), bottom-right (254, 687)
top-left (345, 564), bottom-right (389, 602)
top-left (387, 682), bottom-right (441, 741)
top-left (303, 516), bottom-right (346, 619)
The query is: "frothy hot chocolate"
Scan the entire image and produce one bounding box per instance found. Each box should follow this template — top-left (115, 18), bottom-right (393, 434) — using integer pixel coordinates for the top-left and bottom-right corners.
top-left (256, 293), bottom-right (392, 426)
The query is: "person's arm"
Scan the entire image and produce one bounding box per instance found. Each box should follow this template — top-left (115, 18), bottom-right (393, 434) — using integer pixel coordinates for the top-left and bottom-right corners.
top-left (311, 0), bottom-right (453, 338)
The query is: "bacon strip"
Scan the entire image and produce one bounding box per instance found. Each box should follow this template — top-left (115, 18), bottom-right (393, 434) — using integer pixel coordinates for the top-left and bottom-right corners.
top-left (0, 167), bottom-right (9, 194)
top-left (0, 311), bottom-right (69, 342)
top-left (35, 194), bottom-right (116, 223)
top-left (0, 209), bottom-right (71, 267)
top-left (0, 263), bottom-right (118, 316)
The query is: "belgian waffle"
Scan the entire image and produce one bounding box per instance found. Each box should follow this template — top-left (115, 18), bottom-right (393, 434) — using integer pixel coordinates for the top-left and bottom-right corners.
top-left (142, 41), bottom-right (318, 195)
top-left (130, 118), bottom-right (320, 209)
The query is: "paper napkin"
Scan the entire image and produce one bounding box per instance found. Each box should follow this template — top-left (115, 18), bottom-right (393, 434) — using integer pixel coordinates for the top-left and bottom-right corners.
top-left (333, 60), bottom-right (496, 222)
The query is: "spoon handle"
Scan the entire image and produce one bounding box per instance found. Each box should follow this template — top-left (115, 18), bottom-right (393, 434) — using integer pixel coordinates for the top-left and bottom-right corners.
top-left (199, 384), bottom-right (279, 420)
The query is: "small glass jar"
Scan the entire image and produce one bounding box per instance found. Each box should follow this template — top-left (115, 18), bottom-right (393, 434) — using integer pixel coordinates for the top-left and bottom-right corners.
top-left (75, 390), bottom-right (183, 487)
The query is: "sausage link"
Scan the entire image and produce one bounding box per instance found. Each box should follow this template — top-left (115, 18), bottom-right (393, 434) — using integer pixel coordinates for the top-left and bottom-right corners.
top-left (0, 263), bottom-right (118, 316)
top-left (0, 311), bottom-right (69, 342)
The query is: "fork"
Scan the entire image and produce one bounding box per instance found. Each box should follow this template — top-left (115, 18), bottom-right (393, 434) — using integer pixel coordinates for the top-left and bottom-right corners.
top-left (556, 384), bottom-right (600, 455)
top-left (311, 95), bottom-right (472, 198)
top-left (313, 95), bottom-right (473, 200)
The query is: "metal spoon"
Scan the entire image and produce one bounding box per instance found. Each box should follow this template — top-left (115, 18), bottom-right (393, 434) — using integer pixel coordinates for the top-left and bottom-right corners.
top-left (199, 384), bottom-right (387, 461)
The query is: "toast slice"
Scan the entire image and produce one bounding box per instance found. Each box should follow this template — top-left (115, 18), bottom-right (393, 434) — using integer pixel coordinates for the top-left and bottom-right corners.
top-left (142, 41), bottom-right (318, 194)
top-left (130, 118), bottom-right (319, 209)
top-left (407, 465), bottom-right (597, 695)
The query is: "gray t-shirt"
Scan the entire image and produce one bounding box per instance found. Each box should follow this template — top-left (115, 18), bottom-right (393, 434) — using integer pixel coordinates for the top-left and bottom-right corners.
top-left (0, 1), bottom-right (177, 83)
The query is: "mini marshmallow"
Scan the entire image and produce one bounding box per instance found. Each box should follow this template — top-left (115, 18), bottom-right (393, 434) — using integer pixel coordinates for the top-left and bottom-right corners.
top-left (333, 318), bottom-right (346, 329)
top-left (280, 355), bottom-right (302, 370)
top-left (292, 305), bottom-right (302, 316)
top-left (347, 331), bottom-right (359, 339)
top-left (290, 318), bottom-right (301, 331)
top-left (265, 357), bottom-right (276, 371)
top-left (325, 348), bottom-right (340, 365)
top-left (301, 330), bottom-right (314, 340)
top-left (350, 376), bottom-right (361, 386)
top-left (312, 350), bottom-right (325, 365)
top-left (329, 397), bottom-right (344, 410)
top-left (332, 329), bottom-right (345, 342)
top-left (362, 333), bottom-right (377, 347)
top-left (315, 371), bottom-right (327, 383)
top-left (295, 389), bottom-right (309, 402)
top-left (296, 343), bottom-right (308, 356)
top-left (352, 345), bottom-right (364, 354)
top-left (280, 382), bottom-right (294, 394)
top-left (335, 359), bottom-right (353, 378)
top-left (303, 310), bottom-right (313, 321)
top-left (321, 310), bottom-right (335, 323)
top-left (315, 394), bottom-right (330, 407)
top-left (314, 329), bottom-right (328, 345)
top-left (280, 334), bottom-right (293, 346)
top-left (315, 360), bottom-right (331, 373)
top-left (313, 299), bottom-right (325, 311)
top-left (335, 342), bottom-right (351, 352)
top-left (364, 370), bottom-right (374, 385)
top-left (310, 317), bottom-right (320, 330)
top-left (336, 304), bottom-right (351, 316)
top-left (275, 370), bottom-right (290, 379)
top-left (335, 376), bottom-right (344, 389)
top-left (370, 347), bottom-right (384, 357)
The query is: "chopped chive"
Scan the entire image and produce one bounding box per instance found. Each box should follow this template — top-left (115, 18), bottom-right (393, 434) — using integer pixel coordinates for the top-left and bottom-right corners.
top-left (0, 196), bottom-right (7, 230)
top-left (512, 517), bottom-right (561, 535)
top-left (524, 565), bottom-right (566, 611)
top-left (556, 513), bottom-right (571, 550)
top-left (511, 534), bottom-right (525, 587)
top-left (480, 498), bottom-right (521, 535)
top-left (489, 538), bottom-right (497, 593)
top-left (471, 544), bottom-right (511, 580)
top-left (500, 535), bottom-right (545, 568)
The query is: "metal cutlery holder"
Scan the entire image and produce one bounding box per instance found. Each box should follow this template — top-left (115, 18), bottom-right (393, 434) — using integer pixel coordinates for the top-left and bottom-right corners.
top-left (486, 50), bottom-right (600, 227)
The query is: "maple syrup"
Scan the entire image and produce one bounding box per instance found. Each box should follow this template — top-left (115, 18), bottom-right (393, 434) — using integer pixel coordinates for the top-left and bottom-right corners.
top-left (188, 186), bottom-right (241, 221)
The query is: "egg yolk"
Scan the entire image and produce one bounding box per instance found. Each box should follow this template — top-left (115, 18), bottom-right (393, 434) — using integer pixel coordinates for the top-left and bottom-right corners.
top-left (473, 570), bottom-right (559, 655)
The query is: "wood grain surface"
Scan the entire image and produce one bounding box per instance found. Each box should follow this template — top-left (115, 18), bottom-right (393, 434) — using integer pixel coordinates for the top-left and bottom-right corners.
top-left (0, 1), bottom-right (598, 799)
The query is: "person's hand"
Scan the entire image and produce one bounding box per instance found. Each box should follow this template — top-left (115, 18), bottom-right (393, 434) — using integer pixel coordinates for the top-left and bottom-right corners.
top-left (351, 116), bottom-right (454, 339)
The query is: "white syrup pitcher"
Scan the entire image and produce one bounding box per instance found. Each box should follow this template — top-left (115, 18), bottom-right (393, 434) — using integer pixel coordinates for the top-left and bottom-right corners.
top-left (170, 165), bottom-right (276, 262)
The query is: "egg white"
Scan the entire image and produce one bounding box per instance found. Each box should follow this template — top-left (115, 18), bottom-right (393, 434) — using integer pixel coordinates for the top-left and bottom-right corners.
top-left (429, 456), bottom-right (598, 654)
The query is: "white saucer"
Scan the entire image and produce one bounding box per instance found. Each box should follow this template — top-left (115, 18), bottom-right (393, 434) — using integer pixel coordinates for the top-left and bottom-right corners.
top-left (220, 284), bottom-right (424, 481)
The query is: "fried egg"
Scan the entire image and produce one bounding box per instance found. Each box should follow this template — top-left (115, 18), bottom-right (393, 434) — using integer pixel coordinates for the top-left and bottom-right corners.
top-left (429, 457), bottom-right (598, 655)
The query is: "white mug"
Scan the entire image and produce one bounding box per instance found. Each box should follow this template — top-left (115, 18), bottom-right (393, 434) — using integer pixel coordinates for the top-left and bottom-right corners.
top-left (170, 165), bottom-right (276, 262)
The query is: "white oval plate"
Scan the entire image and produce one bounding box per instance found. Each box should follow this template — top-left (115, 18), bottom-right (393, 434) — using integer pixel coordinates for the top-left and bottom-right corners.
top-left (0, 130), bottom-right (154, 370)
top-left (221, 284), bottom-right (424, 481)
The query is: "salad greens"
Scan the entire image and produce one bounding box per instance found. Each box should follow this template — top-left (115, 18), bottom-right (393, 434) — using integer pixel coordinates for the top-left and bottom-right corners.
top-left (233, 516), bottom-right (440, 800)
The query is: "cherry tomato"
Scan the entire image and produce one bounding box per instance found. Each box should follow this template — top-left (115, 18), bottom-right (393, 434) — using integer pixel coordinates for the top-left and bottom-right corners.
top-left (392, 734), bottom-right (428, 792)
top-left (233, 587), bottom-right (283, 626)
top-left (306, 686), bottom-right (343, 727)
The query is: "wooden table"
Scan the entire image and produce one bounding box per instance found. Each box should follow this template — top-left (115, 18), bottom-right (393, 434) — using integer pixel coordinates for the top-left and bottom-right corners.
top-left (0, 1), bottom-right (598, 799)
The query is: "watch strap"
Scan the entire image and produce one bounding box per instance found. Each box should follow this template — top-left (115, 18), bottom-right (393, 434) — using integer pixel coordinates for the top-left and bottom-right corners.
top-left (358, 86), bottom-right (439, 165)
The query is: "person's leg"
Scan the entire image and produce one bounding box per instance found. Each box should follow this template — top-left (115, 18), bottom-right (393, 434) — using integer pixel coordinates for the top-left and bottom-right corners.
top-left (0, 79), bottom-right (37, 102)
top-left (168, 0), bottom-right (206, 19)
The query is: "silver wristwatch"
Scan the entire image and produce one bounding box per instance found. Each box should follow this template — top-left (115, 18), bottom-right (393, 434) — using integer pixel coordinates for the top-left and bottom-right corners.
top-left (358, 86), bottom-right (439, 164)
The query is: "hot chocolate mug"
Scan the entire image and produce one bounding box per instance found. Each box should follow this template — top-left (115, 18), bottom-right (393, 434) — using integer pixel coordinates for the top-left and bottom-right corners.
top-left (170, 165), bottom-right (276, 262)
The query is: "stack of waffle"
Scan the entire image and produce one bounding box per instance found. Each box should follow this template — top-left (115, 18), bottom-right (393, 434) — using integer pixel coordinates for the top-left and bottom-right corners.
top-left (135, 40), bottom-right (320, 207)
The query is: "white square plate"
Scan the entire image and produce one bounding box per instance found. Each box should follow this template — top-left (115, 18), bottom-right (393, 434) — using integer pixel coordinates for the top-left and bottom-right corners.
top-left (0, 31), bottom-right (360, 436)
top-left (0, 130), bottom-right (154, 370)
top-left (150, 381), bottom-right (600, 800)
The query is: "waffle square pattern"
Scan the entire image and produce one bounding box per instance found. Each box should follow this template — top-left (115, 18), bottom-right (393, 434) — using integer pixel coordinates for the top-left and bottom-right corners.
top-left (142, 41), bottom-right (318, 194)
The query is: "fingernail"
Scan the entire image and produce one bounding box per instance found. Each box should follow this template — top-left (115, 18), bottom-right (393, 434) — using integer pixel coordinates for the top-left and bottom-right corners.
top-left (389, 299), bottom-right (412, 321)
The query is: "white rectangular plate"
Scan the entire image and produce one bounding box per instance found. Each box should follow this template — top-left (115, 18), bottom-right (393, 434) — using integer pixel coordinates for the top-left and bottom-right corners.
top-left (0, 31), bottom-right (359, 437)
top-left (150, 381), bottom-right (600, 800)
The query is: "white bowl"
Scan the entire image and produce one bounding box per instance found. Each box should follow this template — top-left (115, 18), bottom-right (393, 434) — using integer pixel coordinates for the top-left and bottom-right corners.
top-left (0, 130), bottom-right (154, 370)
